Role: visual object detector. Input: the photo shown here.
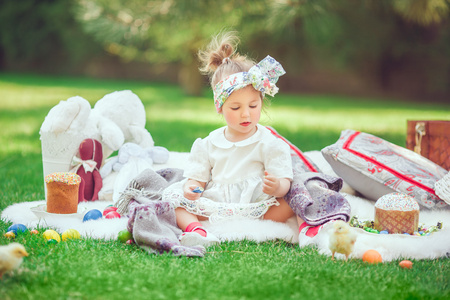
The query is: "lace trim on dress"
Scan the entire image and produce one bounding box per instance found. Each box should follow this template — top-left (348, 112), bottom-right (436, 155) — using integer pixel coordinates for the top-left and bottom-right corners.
top-left (164, 189), bottom-right (280, 223)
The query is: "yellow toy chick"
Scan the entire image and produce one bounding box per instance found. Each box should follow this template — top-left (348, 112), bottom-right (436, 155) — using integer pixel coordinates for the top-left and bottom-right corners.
top-left (0, 243), bottom-right (29, 278)
top-left (329, 220), bottom-right (357, 261)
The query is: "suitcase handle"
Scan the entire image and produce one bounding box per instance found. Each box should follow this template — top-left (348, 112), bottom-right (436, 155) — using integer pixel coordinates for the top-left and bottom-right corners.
top-left (414, 122), bottom-right (426, 154)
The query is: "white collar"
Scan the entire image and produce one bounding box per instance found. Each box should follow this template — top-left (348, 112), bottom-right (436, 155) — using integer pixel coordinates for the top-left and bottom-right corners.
top-left (209, 124), bottom-right (266, 149)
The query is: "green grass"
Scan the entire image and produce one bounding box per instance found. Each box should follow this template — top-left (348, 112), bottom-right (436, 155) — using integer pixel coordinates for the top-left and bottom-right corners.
top-left (0, 72), bottom-right (449, 299)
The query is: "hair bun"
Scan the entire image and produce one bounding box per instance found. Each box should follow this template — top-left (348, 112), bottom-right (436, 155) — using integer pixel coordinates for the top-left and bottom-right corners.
top-left (198, 32), bottom-right (239, 74)
top-left (221, 43), bottom-right (233, 57)
top-left (198, 31), bottom-right (255, 88)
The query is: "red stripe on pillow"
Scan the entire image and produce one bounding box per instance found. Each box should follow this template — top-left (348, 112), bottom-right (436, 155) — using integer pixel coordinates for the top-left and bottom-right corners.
top-left (266, 126), bottom-right (318, 172)
top-left (343, 131), bottom-right (437, 196)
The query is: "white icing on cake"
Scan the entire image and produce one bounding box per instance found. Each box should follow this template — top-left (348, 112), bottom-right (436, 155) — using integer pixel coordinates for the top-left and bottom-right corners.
top-left (375, 192), bottom-right (419, 211)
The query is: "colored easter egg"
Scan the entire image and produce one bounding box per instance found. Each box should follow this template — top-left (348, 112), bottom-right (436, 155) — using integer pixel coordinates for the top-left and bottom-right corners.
top-left (30, 229), bottom-right (39, 235)
top-left (62, 229), bottom-right (81, 241)
top-left (362, 250), bottom-right (382, 264)
top-left (83, 209), bottom-right (103, 222)
top-left (379, 230), bottom-right (389, 234)
top-left (7, 224), bottom-right (28, 235)
top-left (103, 206), bottom-right (118, 216)
top-left (399, 260), bottom-right (413, 269)
top-left (4, 231), bottom-right (15, 239)
top-left (126, 239), bottom-right (134, 245)
top-left (105, 211), bottom-right (121, 219)
top-left (118, 230), bottom-right (133, 243)
top-left (43, 229), bottom-right (61, 242)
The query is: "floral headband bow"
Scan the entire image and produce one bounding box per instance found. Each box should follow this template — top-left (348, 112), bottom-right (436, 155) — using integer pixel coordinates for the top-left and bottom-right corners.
top-left (213, 55), bottom-right (286, 112)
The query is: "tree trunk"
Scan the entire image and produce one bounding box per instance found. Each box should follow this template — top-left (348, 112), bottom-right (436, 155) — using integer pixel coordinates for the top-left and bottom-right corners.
top-left (178, 58), bottom-right (206, 96)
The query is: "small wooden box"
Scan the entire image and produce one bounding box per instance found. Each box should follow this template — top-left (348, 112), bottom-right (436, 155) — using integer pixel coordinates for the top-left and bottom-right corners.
top-left (406, 120), bottom-right (450, 171)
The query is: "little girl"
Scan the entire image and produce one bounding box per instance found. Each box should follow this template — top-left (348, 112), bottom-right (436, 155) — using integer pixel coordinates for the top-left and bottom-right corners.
top-left (163, 32), bottom-right (304, 246)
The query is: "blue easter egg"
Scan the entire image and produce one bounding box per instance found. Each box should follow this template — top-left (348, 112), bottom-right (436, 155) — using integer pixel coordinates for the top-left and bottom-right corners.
top-left (192, 187), bottom-right (204, 193)
top-left (7, 224), bottom-right (27, 235)
top-left (380, 230), bottom-right (389, 234)
top-left (82, 209), bottom-right (103, 222)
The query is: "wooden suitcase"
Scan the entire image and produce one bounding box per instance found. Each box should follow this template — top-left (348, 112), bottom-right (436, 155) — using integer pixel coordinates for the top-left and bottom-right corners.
top-left (406, 120), bottom-right (450, 171)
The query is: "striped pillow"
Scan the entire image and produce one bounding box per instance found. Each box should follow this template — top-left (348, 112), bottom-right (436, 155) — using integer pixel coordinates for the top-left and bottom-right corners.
top-left (322, 129), bottom-right (448, 209)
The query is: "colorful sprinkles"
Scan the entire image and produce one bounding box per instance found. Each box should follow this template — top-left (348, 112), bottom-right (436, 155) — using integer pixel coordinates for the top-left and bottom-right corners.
top-left (45, 172), bottom-right (81, 185)
top-left (349, 215), bottom-right (442, 236)
top-left (374, 192), bottom-right (419, 211)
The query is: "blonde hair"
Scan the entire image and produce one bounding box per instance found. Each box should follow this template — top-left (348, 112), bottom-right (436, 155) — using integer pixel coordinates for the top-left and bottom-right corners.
top-left (198, 31), bottom-right (256, 89)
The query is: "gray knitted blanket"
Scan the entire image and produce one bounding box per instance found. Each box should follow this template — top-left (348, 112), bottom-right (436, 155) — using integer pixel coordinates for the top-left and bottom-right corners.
top-left (285, 154), bottom-right (351, 225)
top-left (285, 172), bottom-right (351, 226)
top-left (116, 161), bottom-right (351, 256)
top-left (118, 168), bottom-right (206, 257)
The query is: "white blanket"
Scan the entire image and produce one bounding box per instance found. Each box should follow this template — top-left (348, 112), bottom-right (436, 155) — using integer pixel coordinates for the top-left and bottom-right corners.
top-left (2, 151), bottom-right (449, 262)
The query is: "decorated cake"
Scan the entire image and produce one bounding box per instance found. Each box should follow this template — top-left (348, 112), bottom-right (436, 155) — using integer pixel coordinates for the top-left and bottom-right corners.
top-left (374, 192), bottom-right (420, 234)
top-left (45, 172), bottom-right (81, 214)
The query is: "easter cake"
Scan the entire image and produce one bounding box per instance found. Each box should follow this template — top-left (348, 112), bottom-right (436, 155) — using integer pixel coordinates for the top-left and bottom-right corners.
top-left (374, 192), bottom-right (419, 234)
top-left (45, 172), bottom-right (81, 214)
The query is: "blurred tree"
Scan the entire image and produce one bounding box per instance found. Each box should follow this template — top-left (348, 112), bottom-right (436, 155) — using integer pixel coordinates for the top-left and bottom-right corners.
top-left (75, 0), bottom-right (450, 98)
top-left (1, 0), bottom-right (448, 99)
top-left (75, 0), bottom-right (257, 94)
top-left (257, 0), bottom-right (450, 98)
top-left (0, 0), bottom-right (103, 74)
top-left (341, 0), bottom-right (450, 96)
top-left (391, 0), bottom-right (449, 26)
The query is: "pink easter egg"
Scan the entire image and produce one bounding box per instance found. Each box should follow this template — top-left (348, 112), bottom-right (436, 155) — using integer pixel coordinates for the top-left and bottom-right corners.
top-left (105, 211), bottom-right (121, 219)
top-left (103, 206), bottom-right (118, 216)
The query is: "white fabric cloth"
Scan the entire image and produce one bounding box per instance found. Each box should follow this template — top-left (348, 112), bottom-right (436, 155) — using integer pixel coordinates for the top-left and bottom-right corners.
top-left (162, 124), bottom-right (293, 220)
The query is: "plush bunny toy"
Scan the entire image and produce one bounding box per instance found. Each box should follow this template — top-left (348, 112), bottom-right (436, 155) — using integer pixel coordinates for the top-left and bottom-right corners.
top-left (40, 90), bottom-right (155, 162)
top-left (71, 139), bottom-right (103, 202)
top-left (39, 90), bottom-right (156, 193)
top-left (99, 142), bottom-right (169, 201)
top-left (92, 90), bottom-right (154, 158)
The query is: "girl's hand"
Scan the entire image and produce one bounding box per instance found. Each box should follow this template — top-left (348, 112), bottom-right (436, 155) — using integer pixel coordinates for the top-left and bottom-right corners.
top-left (183, 180), bottom-right (205, 200)
top-left (263, 171), bottom-right (280, 196)
top-left (263, 171), bottom-right (291, 198)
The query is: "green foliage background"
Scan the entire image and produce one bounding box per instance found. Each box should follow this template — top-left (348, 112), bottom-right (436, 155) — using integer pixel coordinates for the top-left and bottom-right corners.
top-left (0, 0), bottom-right (104, 74)
top-left (1, 0), bottom-right (450, 99)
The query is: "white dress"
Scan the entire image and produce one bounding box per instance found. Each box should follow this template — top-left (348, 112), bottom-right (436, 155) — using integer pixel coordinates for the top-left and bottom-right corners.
top-left (162, 124), bottom-right (293, 222)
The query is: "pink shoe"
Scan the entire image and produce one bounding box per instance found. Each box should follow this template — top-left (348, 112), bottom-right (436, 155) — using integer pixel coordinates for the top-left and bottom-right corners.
top-left (298, 221), bottom-right (336, 248)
